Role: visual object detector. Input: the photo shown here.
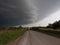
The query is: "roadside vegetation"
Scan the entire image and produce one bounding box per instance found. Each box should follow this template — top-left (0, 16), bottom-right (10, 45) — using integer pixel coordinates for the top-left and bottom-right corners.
top-left (47, 20), bottom-right (60, 29)
top-left (30, 20), bottom-right (60, 38)
top-left (0, 26), bottom-right (27, 45)
top-left (32, 29), bottom-right (60, 38)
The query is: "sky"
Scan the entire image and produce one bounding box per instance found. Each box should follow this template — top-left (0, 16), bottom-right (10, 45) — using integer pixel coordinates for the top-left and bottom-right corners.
top-left (24, 10), bottom-right (60, 27)
top-left (0, 0), bottom-right (60, 27)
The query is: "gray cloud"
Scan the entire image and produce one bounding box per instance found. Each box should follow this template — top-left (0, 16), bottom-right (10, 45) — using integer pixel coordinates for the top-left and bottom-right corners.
top-left (0, 0), bottom-right (38, 26)
top-left (0, 0), bottom-right (60, 26)
top-left (31, 0), bottom-right (60, 20)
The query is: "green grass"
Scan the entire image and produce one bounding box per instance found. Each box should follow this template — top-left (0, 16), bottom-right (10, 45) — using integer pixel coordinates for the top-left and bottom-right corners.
top-left (32, 30), bottom-right (60, 38)
top-left (0, 29), bottom-right (27, 45)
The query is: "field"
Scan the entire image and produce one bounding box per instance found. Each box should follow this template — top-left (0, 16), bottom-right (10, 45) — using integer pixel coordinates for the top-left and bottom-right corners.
top-left (0, 27), bottom-right (27, 45)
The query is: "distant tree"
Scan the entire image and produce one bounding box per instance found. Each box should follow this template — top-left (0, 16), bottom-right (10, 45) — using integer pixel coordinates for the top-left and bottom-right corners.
top-left (8, 27), bottom-right (17, 30)
top-left (19, 26), bottom-right (22, 28)
top-left (30, 26), bottom-right (42, 30)
top-left (47, 20), bottom-right (60, 29)
top-left (52, 20), bottom-right (60, 29)
top-left (47, 24), bottom-right (53, 28)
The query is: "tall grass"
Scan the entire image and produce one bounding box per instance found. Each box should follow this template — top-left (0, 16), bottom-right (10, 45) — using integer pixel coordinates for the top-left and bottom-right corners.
top-left (0, 29), bottom-right (27, 45)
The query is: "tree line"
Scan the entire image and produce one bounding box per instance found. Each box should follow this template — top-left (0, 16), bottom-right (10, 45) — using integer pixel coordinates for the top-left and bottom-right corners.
top-left (47, 20), bottom-right (60, 29)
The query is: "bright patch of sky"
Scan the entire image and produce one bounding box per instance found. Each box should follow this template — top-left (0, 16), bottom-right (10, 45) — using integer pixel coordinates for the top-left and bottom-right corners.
top-left (23, 10), bottom-right (60, 27)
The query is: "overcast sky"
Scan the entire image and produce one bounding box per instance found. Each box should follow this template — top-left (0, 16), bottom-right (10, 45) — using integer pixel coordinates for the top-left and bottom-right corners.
top-left (0, 0), bottom-right (60, 27)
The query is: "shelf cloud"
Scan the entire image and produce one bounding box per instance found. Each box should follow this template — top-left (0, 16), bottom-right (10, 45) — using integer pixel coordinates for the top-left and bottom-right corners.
top-left (0, 0), bottom-right (60, 26)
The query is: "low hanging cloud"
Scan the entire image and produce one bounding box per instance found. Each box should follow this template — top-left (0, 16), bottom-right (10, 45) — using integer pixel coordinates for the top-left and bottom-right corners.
top-left (0, 0), bottom-right (38, 26)
top-left (0, 0), bottom-right (60, 26)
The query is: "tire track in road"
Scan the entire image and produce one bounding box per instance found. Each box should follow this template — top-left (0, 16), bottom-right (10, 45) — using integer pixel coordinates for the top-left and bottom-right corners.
top-left (17, 31), bottom-right (31, 45)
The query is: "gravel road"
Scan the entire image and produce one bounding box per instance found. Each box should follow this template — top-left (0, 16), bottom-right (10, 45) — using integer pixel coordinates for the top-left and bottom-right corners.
top-left (17, 30), bottom-right (60, 45)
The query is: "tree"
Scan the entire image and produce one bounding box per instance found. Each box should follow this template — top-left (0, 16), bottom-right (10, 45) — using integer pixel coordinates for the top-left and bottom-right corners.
top-left (47, 24), bottom-right (53, 28)
top-left (47, 20), bottom-right (60, 29)
top-left (52, 20), bottom-right (60, 29)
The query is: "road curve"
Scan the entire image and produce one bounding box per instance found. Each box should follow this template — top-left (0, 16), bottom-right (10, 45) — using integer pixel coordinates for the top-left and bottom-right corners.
top-left (17, 30), bottom-right (60, 45)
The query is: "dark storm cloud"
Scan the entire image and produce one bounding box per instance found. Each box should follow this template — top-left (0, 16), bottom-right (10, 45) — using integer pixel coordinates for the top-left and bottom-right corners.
top-left (0, 0), bottom-right (60, 26)
top-left (0, 0), bottom-right (17, 26)
top-left (0, 0), bottom-right (38, 26)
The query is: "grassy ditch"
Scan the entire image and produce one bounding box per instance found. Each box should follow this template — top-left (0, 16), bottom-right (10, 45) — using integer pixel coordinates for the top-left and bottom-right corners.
top-left (0, 28), bottom-right (27, 45)
top-left (32, 30), bottom-right (60, 38)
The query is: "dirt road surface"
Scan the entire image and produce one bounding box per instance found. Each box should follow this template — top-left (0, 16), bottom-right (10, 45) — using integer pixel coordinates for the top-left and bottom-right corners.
top-left (16, 30), bottom-right (60, 45)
